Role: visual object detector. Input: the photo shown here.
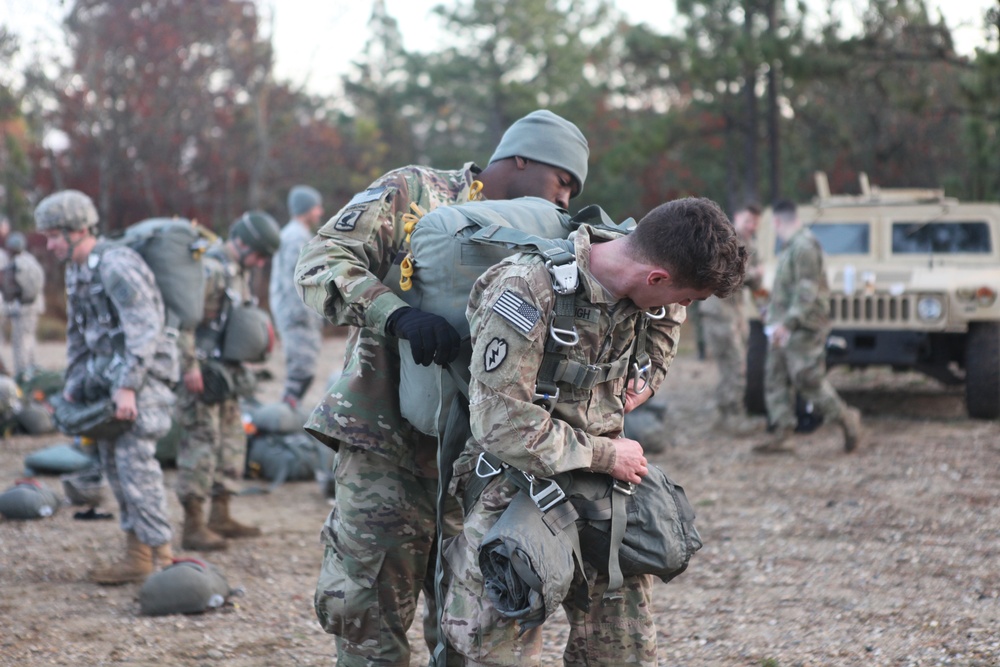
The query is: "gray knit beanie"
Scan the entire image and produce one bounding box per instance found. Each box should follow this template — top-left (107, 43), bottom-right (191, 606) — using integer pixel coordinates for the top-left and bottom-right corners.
top-left (287, 185), bottom-right (322, 217)
top-left (488, 110), bottom-right (589, 197)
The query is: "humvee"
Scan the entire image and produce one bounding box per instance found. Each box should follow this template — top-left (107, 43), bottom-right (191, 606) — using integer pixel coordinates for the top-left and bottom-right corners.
top-left (745, 173), bottom-right (1000, 420)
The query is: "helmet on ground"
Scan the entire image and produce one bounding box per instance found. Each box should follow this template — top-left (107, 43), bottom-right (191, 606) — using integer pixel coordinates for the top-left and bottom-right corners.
top-left (229, 211), bottom-right (280, 256)
top-left (33, 190), bottom-right (99, 232)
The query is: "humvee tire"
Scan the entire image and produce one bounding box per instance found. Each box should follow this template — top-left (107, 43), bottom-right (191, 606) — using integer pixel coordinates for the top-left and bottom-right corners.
top-left (745, 320), bottom-right (768, 415)
top-left (966, 322), bottom-right (1000, 420)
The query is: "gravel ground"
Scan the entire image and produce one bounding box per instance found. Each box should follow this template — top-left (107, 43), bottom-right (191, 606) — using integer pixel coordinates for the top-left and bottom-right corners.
top-left (1, 335), bottom-right (998, 666)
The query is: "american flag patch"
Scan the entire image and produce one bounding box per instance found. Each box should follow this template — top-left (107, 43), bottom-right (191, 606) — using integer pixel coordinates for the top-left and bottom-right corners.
top-left (492, 290), bottom-right (540, 334)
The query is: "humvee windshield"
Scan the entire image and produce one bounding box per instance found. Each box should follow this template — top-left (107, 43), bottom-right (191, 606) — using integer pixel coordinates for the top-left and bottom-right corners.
top-left (891, 221), bottom-right (992, 254)
top-left (811, 223), bottom-right (871, 255)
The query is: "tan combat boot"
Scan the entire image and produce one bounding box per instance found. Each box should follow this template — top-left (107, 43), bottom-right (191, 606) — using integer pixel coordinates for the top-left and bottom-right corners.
top-left (207, 492), bottom-right (261, 539)
top-left (752, 426), bottom-right (795, 454)
top-left (182, 496), bottom-right (228, 551)
top-left (839, 406), bottom-right (864, 453)
top-left (152, 542), bottom-right (174, 570)
top-left (90, 532), bottom-right (154, 585)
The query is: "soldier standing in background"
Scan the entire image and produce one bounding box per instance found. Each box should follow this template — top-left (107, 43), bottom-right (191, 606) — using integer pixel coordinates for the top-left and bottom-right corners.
top-left (757, 199), bottom-right (863, 454)
top-left (176, 211), bottom-right (280, 551)
top-left (35, 190), bottom-right (178, 584)
top-left (268, 185), bottom-right (324, 408)
top-left (700, 203), bottom-right (762, 433)
top-left (442, 198), bottom-right (747, 665)
top-left (299, 110), bottom-right (605, 667)
top-left (1, 232), bottom-right (46, 378)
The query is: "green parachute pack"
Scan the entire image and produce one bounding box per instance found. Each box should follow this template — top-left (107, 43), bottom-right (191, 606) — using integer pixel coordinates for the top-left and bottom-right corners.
top-left (389, 196), bottom-right (572, 436)
top-left (140, 558), bottom-right (235, 616)
top-left (0, 479), bottom-right (61, 520)
top-left (99, 217), bottom-right (216, 329)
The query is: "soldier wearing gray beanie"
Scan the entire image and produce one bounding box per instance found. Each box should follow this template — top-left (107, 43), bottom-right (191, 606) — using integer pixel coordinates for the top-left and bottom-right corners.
top-left (288, 185), bottom-right (322, 218)
top-left (488, 110), bottom-right (590, 196)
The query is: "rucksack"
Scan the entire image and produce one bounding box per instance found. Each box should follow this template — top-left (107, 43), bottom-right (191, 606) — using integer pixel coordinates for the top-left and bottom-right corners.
top-left (389, 196), bottom-right (572, 436)
top-left (246, 431), bottom-right (329, 488)
top-left (101, 217), bottom-right (216, 329)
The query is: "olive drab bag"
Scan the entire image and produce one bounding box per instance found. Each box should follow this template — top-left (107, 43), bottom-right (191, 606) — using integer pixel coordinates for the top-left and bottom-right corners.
top-left (103, 217), bottom-right (215, 329)
top-left (140, 558), bottom-right (234, 616)
top-left (388, 196), bottom-right (572, 436)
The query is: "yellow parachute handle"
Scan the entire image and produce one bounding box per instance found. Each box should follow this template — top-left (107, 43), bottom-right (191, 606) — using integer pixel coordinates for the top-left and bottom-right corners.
top-left (469, 180), bottom-right (484, 201)
top-left (399, 254), bottom-right (415, 291)
top-left (402, 213), bottom-right (420, 243)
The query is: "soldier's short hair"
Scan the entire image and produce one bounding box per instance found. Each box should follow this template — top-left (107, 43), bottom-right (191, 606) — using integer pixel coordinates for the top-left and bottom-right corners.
top-left (628, 197), bottom-right (747, 299)
top-left (772, 199), bottom-right (797, 222)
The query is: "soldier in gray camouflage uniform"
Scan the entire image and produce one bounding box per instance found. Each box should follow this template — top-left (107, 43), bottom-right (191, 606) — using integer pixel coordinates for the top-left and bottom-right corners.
top-left (176, 211), bottom-right (280, 551)
top-left (442, 198), bottom-right (746, 665)
top-left (35, 190), bottom-right (179, 585)
top-left (269, 185), bottom-right (325, 408)
top-left (700, 203), bottom-right (762, 432)
top-left (299, 110), bottom-right (607, 666)
top-left (1, 232), bottom-right (46, 377)
top-left (758, 199), bottom-right (863, 454)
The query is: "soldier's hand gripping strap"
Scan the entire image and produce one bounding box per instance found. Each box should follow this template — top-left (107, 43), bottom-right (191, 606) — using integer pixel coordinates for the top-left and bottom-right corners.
top-left (49, 394), bottom-right (131, 441)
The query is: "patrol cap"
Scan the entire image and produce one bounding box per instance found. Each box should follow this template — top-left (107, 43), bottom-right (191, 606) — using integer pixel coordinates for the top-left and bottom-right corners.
top-left (6, 232), bottom-right (27, 253)
top-left (488, 110), bottom-right (589, 197)
top-left (33, 190), bottom-right (99, 232)
top-left (229, 210), bottom-right (280, 256)
top-left (287, 185), bottom-right (322, 217)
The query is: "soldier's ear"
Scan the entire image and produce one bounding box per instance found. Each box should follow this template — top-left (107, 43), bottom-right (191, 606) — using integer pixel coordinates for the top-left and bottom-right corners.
top-left (647, 268), bottom-right (673, 287)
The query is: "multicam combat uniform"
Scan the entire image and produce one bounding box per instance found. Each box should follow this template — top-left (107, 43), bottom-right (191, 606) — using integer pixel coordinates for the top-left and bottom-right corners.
top-left (701, 235), bottom-right (759, 417)
top-left (299, 164), bottom-right (478, 666)
top-left (65, 245), bottom-right (178, 548)
top-left (764, 227), bottom-right (849, 429)
top-left (176, 247), bottom-right (253, 501)
top-left (442, 226), bottom-right (665, 666)
top-left (1, 249), bottom-right (45, 376)
top-left (269, 218), bottom-right (324, 402)
top-left (299, 166), bottom-right (684, 666)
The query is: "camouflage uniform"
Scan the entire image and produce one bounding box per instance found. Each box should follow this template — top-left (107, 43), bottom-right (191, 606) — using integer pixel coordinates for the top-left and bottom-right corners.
top-left (269, 219), bottom-right (324, 401)
top-left (65, 245), bottom-right (178, 547)
top-left (701, 236), bottom-right (759, 416)
top-left (176, 246), bottom-right (252, 501)
top-left (441, 226), bottom-right (675, 666)
top-left (764, 227), bottom-right (849, 429)
top-left (301, 164), bottom-right (478, 666)
top-left (1, 249), bottom-right (45, 376)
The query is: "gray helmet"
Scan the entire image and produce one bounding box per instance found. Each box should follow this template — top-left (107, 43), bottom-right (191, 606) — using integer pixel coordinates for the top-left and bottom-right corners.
top-left (229, 210), bottom-right (280, 256)
top-left (33, 190), bottom-right (99, 232)
top-left (6, 232), bottom-right (27, 253)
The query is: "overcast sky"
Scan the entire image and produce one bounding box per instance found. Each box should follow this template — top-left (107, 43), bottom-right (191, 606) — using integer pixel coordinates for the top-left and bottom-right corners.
top-left (2, 0), bottom-right (994, 97)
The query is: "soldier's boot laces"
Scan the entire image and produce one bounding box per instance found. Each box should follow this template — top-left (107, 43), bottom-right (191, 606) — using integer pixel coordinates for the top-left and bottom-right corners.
top-left (208, 492), bottom-right (261, 539)
top-left (839, 406), bottom-right (864, 453)
top-left (752, 426), bottom-right (795, 454)
top-left (182, 496), bottom-right (228, 551)
top-left (90, 532), bottom-right (154, 585)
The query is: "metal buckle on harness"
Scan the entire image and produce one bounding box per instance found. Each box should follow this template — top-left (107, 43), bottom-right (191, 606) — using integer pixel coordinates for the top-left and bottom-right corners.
top-left (645, 306), bottom-right (666, 320)
top-left (524, 473), bottom-right (566, 512)
top-left (629, 361), bottom-right (651, 394)
top-left (545, 258), bottom-right (579, 296)
top-left (549, 321), bottom-right (579, 347)
top-left (612, 480), bottom-right (635, 496)
top-left (533, 386), bottom-right (560, 413)
top-left (475, 452), bottom-right (504, 479)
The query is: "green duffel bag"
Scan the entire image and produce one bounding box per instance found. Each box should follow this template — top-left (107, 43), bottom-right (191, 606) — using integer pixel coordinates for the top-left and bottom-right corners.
top-left (139, 558), bottom-right (234, 616)
top-left (0, 479), bottom-right (61, 520)
top-left (49, 395), bottom-right (131, 440)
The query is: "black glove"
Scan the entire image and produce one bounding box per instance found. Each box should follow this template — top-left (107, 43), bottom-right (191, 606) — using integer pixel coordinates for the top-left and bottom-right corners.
top-left (386, 307), bottom-right (462, 367)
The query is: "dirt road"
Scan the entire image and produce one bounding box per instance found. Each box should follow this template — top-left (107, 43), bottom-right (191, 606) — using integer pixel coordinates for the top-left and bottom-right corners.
top-left (1, 336), bottom-right (997, 666)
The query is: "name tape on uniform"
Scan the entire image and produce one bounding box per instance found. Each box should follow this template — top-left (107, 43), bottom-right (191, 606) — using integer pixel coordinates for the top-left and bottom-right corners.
top-left (492, 290), bottom-right (540, 334)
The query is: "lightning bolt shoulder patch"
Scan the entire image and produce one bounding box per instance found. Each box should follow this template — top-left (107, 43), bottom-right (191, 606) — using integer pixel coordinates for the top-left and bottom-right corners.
top-left (484, 337), bottom-right (508, 372)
